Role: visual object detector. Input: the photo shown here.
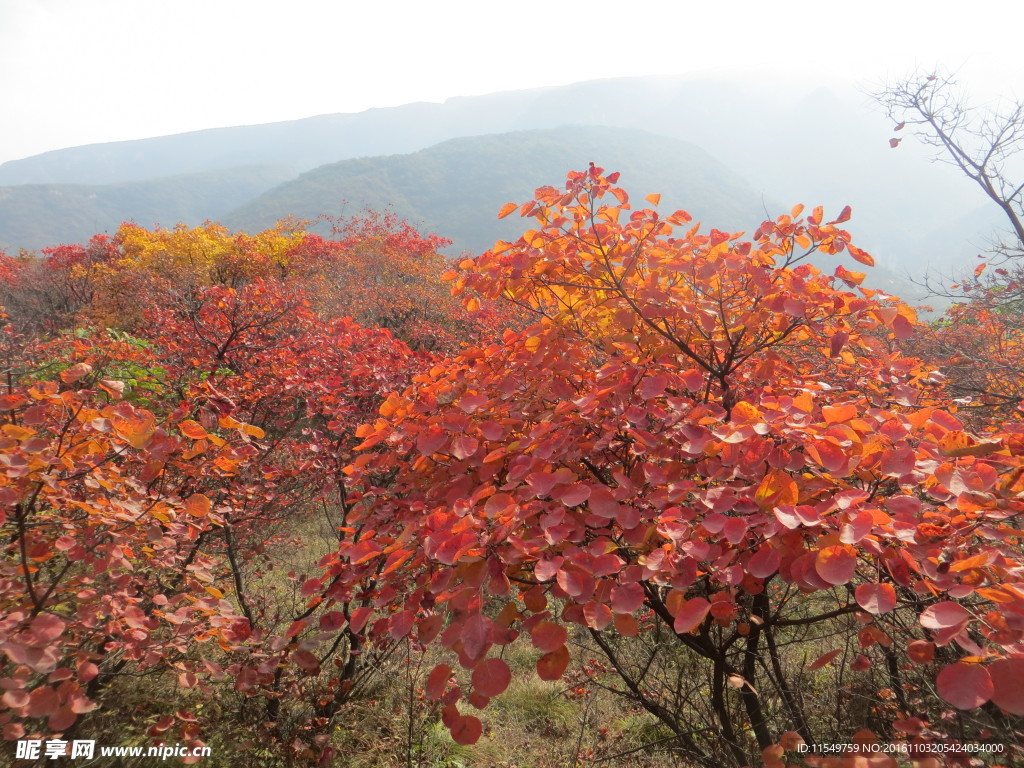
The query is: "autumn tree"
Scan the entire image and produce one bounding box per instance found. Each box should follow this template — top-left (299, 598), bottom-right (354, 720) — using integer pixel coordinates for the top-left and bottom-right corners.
top-left (325, 211), bottom-right (506, 353)
top-left (333, 168), bottom-right (1024, 767)
top-left (1, 219), bottom-right (440, 764)
top-left (0, 236), bottom-right (119, 334)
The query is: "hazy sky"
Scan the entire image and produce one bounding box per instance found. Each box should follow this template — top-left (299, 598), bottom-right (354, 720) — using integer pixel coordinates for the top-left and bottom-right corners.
top-left (1, 0), bottom-right (1023, 166)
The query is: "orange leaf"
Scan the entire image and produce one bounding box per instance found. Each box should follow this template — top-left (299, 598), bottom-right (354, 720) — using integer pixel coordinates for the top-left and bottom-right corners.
top-left (822, 404), bottom-right (858, 424)
top-left (60, 362), bottom-right (93, 384)
top-left (907, 640), bottom-right (934, 665)
top-left (98, 379), bottom-right (125, 399)
top-left (809, 649), bottom-right (843, 670)
top-left (834, 265), bottom-right (865, 287)
top-left (184, 493), bottom-right (212, 518)
top-left (645, 193), bottom-right (661, 206)
top-left (242, 423), bottom-right (265, 439)
top-left (848, 245), bottom-right (874, 266)
top-left (938, 431), bottom-right (1002, 458)
top-left (179, 420), bottom-right (208, 439)
top-left (498, 202), bottom-right (518, 220)
top-left (754, 470), bottom-right (799, 507)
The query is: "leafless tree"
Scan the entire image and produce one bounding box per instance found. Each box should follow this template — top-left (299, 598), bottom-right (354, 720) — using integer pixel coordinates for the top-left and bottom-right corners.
top-left (874, 72), bottom-right (1024, 420)
top-left (875, 70), bottom-right (1024, 260)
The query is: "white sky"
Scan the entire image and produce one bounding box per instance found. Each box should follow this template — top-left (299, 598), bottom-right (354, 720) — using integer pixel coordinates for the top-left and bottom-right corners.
top-left (1, 0), bottom-right (1023, 166)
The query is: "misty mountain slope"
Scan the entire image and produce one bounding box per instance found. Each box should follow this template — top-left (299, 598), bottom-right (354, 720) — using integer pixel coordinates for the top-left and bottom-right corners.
top-left (0, 165), bottom-right (294, 251)
top-left (222, 125), bottom-right (922, 301)
top-left (223, 126), bottom-right (772, 255)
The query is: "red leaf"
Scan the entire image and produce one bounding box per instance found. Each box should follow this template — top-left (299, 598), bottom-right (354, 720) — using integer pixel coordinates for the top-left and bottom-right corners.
top-left (990, 658), bottom-right (1024, 715)
top-left (49, 706), bottom-right (77, 732)
top-left (889, 138), bottom-right (901, 148)
top-left (348, 539), bottom-right (382, 565)
top-left (451, 436), bottom-right (479, 460)
top-left (462, 614), bottom-right (490, 661)
top-left (557, 483), bottom-right (590, 506)
top-left (292, 649), bottom-right (320, 674)
top-left (417, 614), bottom-right (444, 644)
top-left (416, 427), bottom-right (447, 455)
top-left (349, 606), bottom-right (373, 634)
top-left (450, 714), bottom-right (482, 745)
top-left (907, 640), bottom-right (935, 665)
top-left (672, 597), bottom-right (711, 634)
top-left (556, 567), bottom-right (595, 599)
top-left (920, 601), bottom-right (971, 630)
top-left (829, 331), bottom-right (849, 358)
top-left (851, 654), bottom-right (871, 671)
top-left (26, 686), bottom-right (60, 717)
top-left (537, 644), bottom-right (570, 681)
top-left (815, 545), bottom-right (857, 586)
top-left (892, 314), bottom-right (914, 340)
top-left (389, 610), bottom-right (415, 639)
top-left (583, 601), bottom-right (612, 630)
top-left (530, 621), bottom-right (567, 652)
top-left (472, 658), bottom-right (512, 697)
top-left (747, 546), bottom-right (781, 579)
top-left (937, 662), bottom-right (993, 709)
top-left (610, 582), bottom-right (645, 614)
top-left (855, 583), bottom-right (897, 615)
top-left (426, 664), bottom-right (452, 701)
top-left (639, 373), bottom-right (668, 399)
top-left (27, 613), bottom-right (66, 646)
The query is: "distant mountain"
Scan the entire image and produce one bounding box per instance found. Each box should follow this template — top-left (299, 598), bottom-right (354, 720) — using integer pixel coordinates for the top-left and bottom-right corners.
top-left (224, 126), bottom-right (770, 255)
top-left (0, 165), bottom-right (293, 251)
top-left (222, 125), bottom-right (922, 301)
top-left (0, 73), bottom-right (994, 281)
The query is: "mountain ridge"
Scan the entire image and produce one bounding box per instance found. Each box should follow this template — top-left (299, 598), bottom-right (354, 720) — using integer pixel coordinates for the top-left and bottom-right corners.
top-left (0, 74), bottom-right (995, 283)
top-left (224, 125), bottom-right (771, 255)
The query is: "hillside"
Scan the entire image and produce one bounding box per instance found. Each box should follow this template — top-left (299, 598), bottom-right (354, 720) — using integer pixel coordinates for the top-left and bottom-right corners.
top-left (0, 165), bottom-right (292, 251)
top-left (224, 126), bottom-right (770, 255)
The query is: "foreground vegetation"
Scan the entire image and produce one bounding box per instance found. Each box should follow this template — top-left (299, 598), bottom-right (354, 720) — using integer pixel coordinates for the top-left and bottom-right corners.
top-left (1, 166), bottom-right (1023, 767)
